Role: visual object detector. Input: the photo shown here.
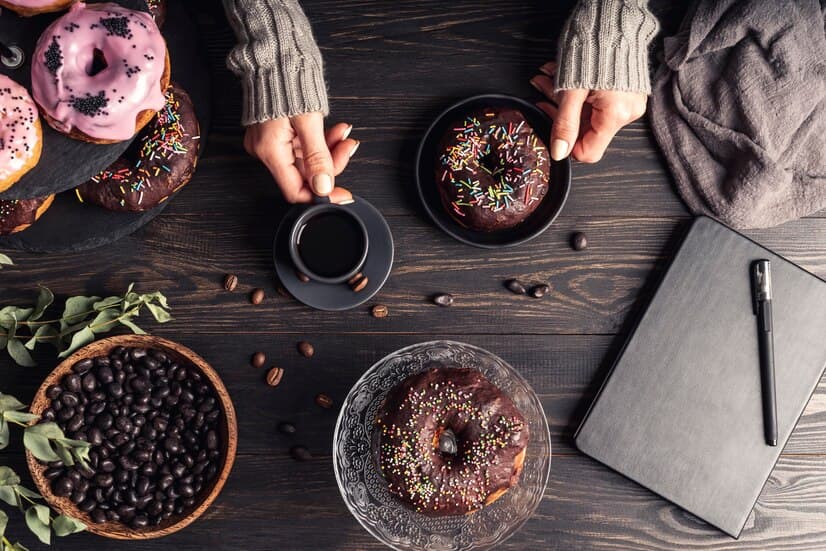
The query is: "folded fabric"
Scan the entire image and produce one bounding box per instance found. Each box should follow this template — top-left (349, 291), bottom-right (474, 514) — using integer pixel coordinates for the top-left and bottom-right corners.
top-left (649, 0), bottom-right (826, 229)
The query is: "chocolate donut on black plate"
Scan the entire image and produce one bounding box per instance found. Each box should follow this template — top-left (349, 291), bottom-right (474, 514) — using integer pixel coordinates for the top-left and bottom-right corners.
top-left (0, 195), bottom-right (54, 236)
top-left (436, 108), bottom-right (550, 232)
top-left (376, 367), bottom-right (529, 516)
top-left (76, 84), bottom-right (200, 212)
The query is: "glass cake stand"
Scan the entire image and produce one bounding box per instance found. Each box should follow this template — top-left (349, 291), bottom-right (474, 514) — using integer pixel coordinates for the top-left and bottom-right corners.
top-left (333, 341), bottom-right (551, 551)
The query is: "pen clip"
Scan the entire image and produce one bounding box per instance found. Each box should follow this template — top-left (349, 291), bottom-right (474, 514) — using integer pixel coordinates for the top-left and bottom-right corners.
top-left (751, 259), bottom-right (772, 315)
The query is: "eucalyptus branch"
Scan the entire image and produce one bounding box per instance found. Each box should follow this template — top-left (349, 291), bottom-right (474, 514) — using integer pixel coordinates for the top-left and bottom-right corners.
top-left (0, 284), bottom-right (172, 367)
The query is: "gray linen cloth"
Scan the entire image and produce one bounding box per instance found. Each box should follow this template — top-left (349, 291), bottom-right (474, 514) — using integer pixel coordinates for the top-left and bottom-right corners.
top-left (649, 0), bottom-right (826, 229)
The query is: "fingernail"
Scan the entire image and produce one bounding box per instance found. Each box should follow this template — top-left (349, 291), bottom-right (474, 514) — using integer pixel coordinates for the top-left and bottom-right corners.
top-left (539, 63), bottom-right (555, 76)
top-left (530, 78), bottom-right (542, 92)
top-left (349, 140), bottom-right (360, 158)
top-left (342, 125), bottom-right (353, 140)
top-left (551, 139), bottom-right (569, 161)
top-left (312, 173), bottom-right (333, 195)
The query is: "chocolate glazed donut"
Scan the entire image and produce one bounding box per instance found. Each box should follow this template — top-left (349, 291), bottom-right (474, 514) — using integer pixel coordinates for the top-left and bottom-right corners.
top-left (376, 367), bottom-right (529, 516)
top-left (436, 108), bottom-right (550, 232)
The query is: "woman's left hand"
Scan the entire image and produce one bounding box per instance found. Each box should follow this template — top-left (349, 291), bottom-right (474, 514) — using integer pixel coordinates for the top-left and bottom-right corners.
top-left (531, 62), bottom-right (648, 163)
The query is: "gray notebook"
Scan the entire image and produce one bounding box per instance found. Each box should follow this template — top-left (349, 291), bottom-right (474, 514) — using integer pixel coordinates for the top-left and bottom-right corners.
top-left (575, 216), bottom-right (826, 538)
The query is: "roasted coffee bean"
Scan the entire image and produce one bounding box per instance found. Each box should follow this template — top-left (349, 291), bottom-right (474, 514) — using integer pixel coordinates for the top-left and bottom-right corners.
top-left (432, 293), bottom-right (454, 307)
top-left (506, 279), bottom-right (527, 295)
top-left (290, 446), bottom-right (312, 462)
top-left (347, 272), bottom-right (364, 286)
top-left (295, 269), bottom-right (310, 283)
top-left (571, 231), bottom-right (588, 251)
top-left (529, 284), bottom-right (550, 299)
top-left (251, 351), bottom-right (266, 369)
top-left (67, 414), bottom-right (84, 432)
top-left (65, 374), bottom-right (82, 393)
top-left (250, 288), bottom-right (265, 305)
top-left (115, 416), bottom-right (133, 434)
top-left (61, 391), bottom-right (79, 407)
top-left (164, 437), bottom-right (182, 455)
top-left (315, 393), bottom-right (334, 409)
top-left (297, 341), bottom-right (314, 358)
top-left (44, 467), bottom-right (63, 481)
top-left (46, 385), bottom-right (62, 400)
top-left (71, 490), bottom-right (86, 504)
top-left (96, 365), bottom-right (114, 384)
top-left (72, 358), bottom-right (94, 374)
top-left (371, 304), bottom-right (389, 318)
top-left (276, 285), bottom-right (291, 298)
top-left (81, 372), bottom-right (97, 392)
top-left (117, 504), bottom-right (136, 520)
top-left (131, 515), bottom-right (149, 529)
top-left (79, 499), bottom-right (96, 513)
top-left (223, 273), bottom-right (238, 292)
top-left (351, 276), bottom-right (369, 293)
top-left (265, 367), bottom-right (284, 387)
top-left (95, 473), bottom-right (114, 488)
top-left (57, 407), bottom-right (74, 422)
top-left (91, 509), bottom-right (107, 524)
top-left (278, 422), bottom-right (296, 435)
top-left (52, 477), bottom-right (74, 497)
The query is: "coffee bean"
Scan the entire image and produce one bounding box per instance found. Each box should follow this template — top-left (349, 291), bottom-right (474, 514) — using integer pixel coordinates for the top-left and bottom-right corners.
top-left (131, 515), bottom-right (149, 529)
top-left (529, 284), bottom-right (550, 298)
top-left (52, 476), bottom-right (74, 497)
top-left (505, 279), bottom-right (527, 295)
top-left (347, 272), bottom-right (364, 286)
top-left (44, 467), bottom-right (63, 481)
top-left (371, 304), bottom-right (389, 318)
top-left (251, 351), bottom-right (266, 369)
top-left (297, 341), bottom-right (314, 358)
top-left (276, 285), bottom-right (291, 298)
top-left (250, 288), bottom-right (265, 305)
top-left (315, 393), bottom-right (333, 409)
top-left (432, 293), bottom-right (454, 307)
top-left (223, 273), bottom-right (238, 292)
top-left (46, 385), bottom-right (62, 400)
top-left (289, 446), bottom-right (312, 462)
top-left (277, 422), bottom-right (296, 435)
top-left (65, 374), bottom-right (81, 393)
top-left (72, 358), bottom-right (94, 374)
top-left (91, 509), bottom-right (107, 524)
top-left (266, 367), bottom-right (284, 387)
top-left (351, 276), bottom-right (369, 293)
top-left (571, 232), bottom-right (588, 251)
top-left (295, 269), bottom-right (310, 283)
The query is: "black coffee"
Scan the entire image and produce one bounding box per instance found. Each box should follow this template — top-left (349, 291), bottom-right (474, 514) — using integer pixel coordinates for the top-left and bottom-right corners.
top-left (297, 211), bottom-right (365, 278)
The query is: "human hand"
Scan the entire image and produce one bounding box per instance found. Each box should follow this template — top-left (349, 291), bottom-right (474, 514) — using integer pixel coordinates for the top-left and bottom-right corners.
top-left (244, 112), bottom-right (360, 203)
top-left (531, 62), bottom-right (647, 163)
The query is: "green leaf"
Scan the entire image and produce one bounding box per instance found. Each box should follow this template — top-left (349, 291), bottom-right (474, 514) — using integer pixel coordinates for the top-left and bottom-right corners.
top-left (25, 422), bottom-right (64, 439)
top-left (3, 411), bottom-right (39, 424)
top-left (145, 302), bottom-right (173, 323)
top-left (22, 433), bottom-right (60, 463)
top-left (0, 419), bottom-right (7, 449)
top-left (60, 296), bottom-right (99, 330)
top-left (0, 394), bottom-right (26, 413)
top-left (0, 253), bottom-right (13, 266)
top-left (89, 309), bottom-right (119, 333)
top-left (0, 307), bottom-right (30, 330)
top-left (58, 326), bottom-right (96, 358)
top-left (52, 514), bottom-right (86, 537)
top-left (0, 467), bottom-right (20, 487)
top-left (118, 317), bottom-right (146, 335)
top-left (13, 486), bottom-right (40, 500)
top-left (53, 443), bottom-right (74, 467)
top-left (29, 287), bottom-right (54, 322)
top-left (24, 504), bottom-right (51, 545)
top-left (6, 339), bottom-right (36, 367)
top-left (8, 542), bottom-right (31, 551)
top-left (24, 324), bottom-right (58, 351)
top-left (0, 509), bottom-right (7, 539)
top-left (0, 486), bottom-right (15, 507)
top-left (142, 291), bottom-right (170, 309)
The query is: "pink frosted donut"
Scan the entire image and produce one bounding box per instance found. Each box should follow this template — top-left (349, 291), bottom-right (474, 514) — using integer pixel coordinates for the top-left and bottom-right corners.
top-left (0, 75), bottom-right (42, 192)
top-left (0, 0), bottom-right (74, 17)
top-left (31, 2), bottom-right (170, 144)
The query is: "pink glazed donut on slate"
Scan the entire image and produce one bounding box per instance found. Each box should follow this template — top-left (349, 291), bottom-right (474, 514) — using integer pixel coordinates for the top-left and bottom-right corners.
top-left (31, 2), bottom-right (170, 144)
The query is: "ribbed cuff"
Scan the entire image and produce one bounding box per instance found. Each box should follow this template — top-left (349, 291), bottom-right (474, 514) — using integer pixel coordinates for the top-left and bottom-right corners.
top-left (239, 63), bottom-right (329, 126)
top-left (556, 0), bottom-right (659, 94)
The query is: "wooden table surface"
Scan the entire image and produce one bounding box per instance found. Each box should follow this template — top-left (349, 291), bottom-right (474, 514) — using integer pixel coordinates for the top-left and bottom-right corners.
top-left (3, 1), bottom-right (826, 549)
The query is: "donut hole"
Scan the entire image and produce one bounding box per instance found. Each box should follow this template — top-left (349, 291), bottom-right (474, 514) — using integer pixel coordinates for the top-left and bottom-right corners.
top-left (478, 149), bottom-right (500, 174)
top-left (87, 48), bottom-right (108, 76)
top-left (433, 426), bottom-right (460, 457)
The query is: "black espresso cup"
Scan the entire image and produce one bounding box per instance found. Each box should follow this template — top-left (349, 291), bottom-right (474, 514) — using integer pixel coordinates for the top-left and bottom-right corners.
top-left (288, 197), bottom-right (369, 284)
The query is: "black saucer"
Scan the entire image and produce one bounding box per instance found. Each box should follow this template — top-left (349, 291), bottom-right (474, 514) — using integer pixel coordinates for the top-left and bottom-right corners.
top-left (274, 196), bottom-right (394, 311)
top-left (415, 94), bottom-right (571, 248)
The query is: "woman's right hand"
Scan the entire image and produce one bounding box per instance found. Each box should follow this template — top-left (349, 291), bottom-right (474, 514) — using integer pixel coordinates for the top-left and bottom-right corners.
top-left (244, 113), bottom-right (360, 203)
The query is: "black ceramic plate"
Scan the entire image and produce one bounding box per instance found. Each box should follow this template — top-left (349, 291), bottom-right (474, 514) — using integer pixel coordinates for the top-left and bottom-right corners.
top-left (415, 94), bottom-right (571, 249)
top-left (0, 0), bottom-right (210, 200)
top-left (274, 196), bottom-right (394, 311)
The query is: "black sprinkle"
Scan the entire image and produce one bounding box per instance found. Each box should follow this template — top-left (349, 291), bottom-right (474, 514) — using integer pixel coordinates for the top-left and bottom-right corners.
top-left (44, 37), bottom-right (63, 76)
top-left (70, 91), bottom-right (109, 117)
top-left (98, 16), bottom-right (133, 39)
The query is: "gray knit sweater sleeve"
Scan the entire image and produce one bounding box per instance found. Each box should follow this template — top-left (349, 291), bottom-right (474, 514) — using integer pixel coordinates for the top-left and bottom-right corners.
top-left (556, 0), bottom-right (659, 94)
top-left (222, 0), bottom-right (329, 125)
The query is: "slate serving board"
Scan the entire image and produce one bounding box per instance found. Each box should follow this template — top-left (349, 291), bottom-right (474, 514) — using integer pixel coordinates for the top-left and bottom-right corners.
top-left (0, 0), bottom-right (211, 252)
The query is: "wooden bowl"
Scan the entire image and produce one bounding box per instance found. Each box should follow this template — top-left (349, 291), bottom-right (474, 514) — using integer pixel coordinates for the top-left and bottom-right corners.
top-left (26, 335), bottom-right (238, 539)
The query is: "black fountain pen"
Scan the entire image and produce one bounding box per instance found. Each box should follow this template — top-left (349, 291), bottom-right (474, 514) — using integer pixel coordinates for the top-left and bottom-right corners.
top-left (752, 260), bottom-right (778, 447)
